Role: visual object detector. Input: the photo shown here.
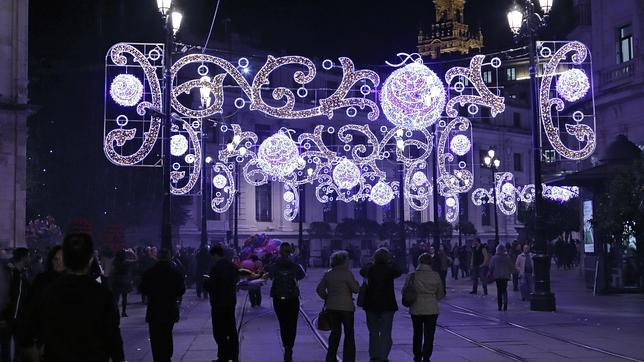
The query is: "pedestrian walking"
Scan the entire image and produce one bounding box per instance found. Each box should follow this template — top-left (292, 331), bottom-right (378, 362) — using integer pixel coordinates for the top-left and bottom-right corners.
top-left (140, 249), bottom-right (186, 362)
top-left (406, 253), bottom-right (445, 362)
top-left (489, 245), bottom-right (513, 311)
top-left (195, 246), bottom-right (211, 299)
top-left (267, 242), bottom-right (306, 362)
top-left (510, 242), bottom-right (521, 291)
top-left (205, 244), bottom-right (240, 362)
top-left (248, 255), bottom-right (264, 307)
top-left (359, 248), bottom-right (402, 362)
top-left (469, 238), bottom-right (489, 296)
top-left (515, 244), bottom-right (534, 301)
top-left (316, 250), bottom-right (360, 362)
top-left (111, 249), bottom-right (135, 317)
top-left (0, 248), bottom-right (30, 362)
top-left (38, 233), bottom-right (125, 362)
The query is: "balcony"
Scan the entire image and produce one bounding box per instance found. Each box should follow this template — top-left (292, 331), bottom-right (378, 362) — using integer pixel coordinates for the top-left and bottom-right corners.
top-left (600, 61), bottom-right (636, 91)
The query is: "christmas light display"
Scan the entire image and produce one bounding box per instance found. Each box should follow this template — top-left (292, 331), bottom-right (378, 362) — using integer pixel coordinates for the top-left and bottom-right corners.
top-left (110, 74), bottom-right (144, 107)
top-left (213, 174), bottom-right (228, 189)
top-left (450, 134), bottom-right (471, 156)
top-left (170, 135), bottom-right (189, 156)
top-left (380, 62), bottom-right (446, 130)
top-left (257, 131), bottom-right (300, 178)
top-left (369, 181), bottom-right (395, 206)
top-left (556, 68), bottom-right (590, 102)
top-left (333, 158), bottom-right (361, 190)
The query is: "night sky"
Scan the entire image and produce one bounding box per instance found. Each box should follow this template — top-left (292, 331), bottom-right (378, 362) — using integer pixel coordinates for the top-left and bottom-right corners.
top-left (26, 0), bottom-right (574, 233)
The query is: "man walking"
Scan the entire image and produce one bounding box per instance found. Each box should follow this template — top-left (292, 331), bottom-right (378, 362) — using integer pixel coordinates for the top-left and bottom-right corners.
top-left (140, 249), bottom-right (186, 362)
top-left (515, 244), bottom-right (534, 301)
top-left (469, 238), bottom-right (489, 296)
top-left (0, 248), bottom-right (30, 362)
top-left (205, 245), bottom-right (240, 362)
top-left (38, 233), bottom-right (125, 362)
top-left (267, 243), bottom-right (306, 362)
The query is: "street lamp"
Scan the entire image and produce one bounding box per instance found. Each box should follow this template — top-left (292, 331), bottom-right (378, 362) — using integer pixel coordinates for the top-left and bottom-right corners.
top-left (159, 0), bottom-right (182, 253)
top-left (507, 0), bottom-right (556, 311)
top-left (482, 148), bottom-right (501, 247)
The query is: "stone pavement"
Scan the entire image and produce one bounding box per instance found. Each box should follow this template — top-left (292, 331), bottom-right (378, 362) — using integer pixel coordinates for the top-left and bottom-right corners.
top-left (120, 266), bottom-right (644, 361)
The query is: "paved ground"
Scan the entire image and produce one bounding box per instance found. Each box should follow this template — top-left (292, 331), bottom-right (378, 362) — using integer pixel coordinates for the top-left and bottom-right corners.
top-left (120, 266), bottom-right (644, 362)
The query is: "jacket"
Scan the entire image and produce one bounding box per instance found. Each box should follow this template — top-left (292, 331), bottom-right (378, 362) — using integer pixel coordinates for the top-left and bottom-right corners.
top-left (38, 274), bottom-right (124, 362)
top-left (316, 265), bottom-right (360, 312)
top-left (359, 261), bottom-right (402, 313)
top-left (268, 256), bottom-right (306, 299)
top-left (206, 258), bottom-right (240, 309)
top-left (408, 264), bottom-right (445, 316)
top-left (515, 252), bottom-right (534, 277)
top-left (0, 261), bottom-right (29, 322)
top-left (140, 261), bottom-right (186, 324)
top-left (490, 254), bottom-right (514, 280)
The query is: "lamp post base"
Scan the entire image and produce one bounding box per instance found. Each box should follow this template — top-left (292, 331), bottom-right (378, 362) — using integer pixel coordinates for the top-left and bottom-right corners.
top-left (530, 292), bottom-right (556, 311)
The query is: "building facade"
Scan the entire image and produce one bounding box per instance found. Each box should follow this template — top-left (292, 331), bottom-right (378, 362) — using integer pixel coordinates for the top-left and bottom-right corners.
top-left (0, 0), bottom-right (29, 248)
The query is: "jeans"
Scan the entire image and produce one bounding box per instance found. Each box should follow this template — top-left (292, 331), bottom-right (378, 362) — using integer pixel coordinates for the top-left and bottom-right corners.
top-left (495, 279), bottom-right (508, 310)
top-left (411, 314), bottom-right (438, 362)
top-left (520, 274), bottom-right (534, 301)
top-left (273, 298), bottom-right (299, 351)
top-left (365, 311), bottom-right (394, 361)
top-left (211, 307), bottom-right (239, 361)
top-left (471, 266), bottom-right (488, 294)
top-left (326, 310), bottom-right (355, 362)
top-left (149, 321), bottom-right (174, 362)
top-left (512, 272), bottom-right (519, 291)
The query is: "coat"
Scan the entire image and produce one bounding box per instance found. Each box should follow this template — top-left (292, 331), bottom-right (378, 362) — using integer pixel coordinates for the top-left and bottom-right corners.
top-left (316, 265), bottom-right (360, 312)
top-left (515, 252), bottom-right (534, 277)
top-left (205, 258), bottom-right (240, 309)
top-left (267, 256), bottom-right (306, 299)
top-left (38, 274), bottom-right (125, 362)
top-left (140, 261), bottom-right (186, 324)
top-left (408, 264), bottom-right (445, 316)
top-left (359, 261), bottom-right (402, 313)
top-left (489, 254), bottom-right (514, 280)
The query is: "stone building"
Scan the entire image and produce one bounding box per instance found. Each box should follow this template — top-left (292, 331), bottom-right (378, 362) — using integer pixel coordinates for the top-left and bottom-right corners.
top-left (0, 0), bottom-right (29, 248)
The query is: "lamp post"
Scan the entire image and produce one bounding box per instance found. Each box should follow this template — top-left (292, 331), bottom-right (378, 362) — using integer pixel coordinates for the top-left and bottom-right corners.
top-left (157, 0), bottom-right (182, 253)
top-left (507, 0), bottom-right (556, 311)
top-left (482, 148), bottom-right (501, 247)
top-left (199, 79), bottom-right (212, 248)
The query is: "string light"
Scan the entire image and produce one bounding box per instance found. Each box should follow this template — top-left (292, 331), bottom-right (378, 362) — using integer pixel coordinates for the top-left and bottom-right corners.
top-left (449, 134), bottom-right (471, 156)
top-left (257, 131), bottom-right (300, 178)
top-left (333, 158), bottom-right (361, 189)
top-left (556, 68), bottom-right (589, 102)
top-left (213, 174), bottom-right (227, 188)
top-left (369, 181), bottom-right (394, 206)
top-left (110, 74), bottom-right (144, 107)
top-left (170, 135), bottom-right (189, 156)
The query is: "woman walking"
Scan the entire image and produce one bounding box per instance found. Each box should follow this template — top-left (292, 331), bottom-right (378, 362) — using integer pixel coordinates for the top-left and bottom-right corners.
top-left (406, 253), bottom-right (445, 362)
top-left (489, 244), bottom-right (513, 311)
top-left (359, 248), bottom-right (402, 362)
top-left (316, 250), bottom-right (360, 362)
top-left (111, 249), bottom-right (135, 317)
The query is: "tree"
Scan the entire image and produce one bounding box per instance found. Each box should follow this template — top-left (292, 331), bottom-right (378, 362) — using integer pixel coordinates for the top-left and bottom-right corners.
top-left (308, 221), bottom-right (332, 244)
top-left (378, 221), bottom-right (400, 242)
top-left (523, 199), bottom-right (581, 243)
top-left (457, 220), bottom-right (477, 236)
top-left (355, 219), bottom-right (380, 239)
top-left (335, 218), bottom-right (359, 240)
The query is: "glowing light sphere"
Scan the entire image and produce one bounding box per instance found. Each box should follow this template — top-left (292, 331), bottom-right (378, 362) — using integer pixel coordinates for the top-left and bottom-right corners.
top-left (333, 159), bottom-right (361, 189)
top-left (110, 74), bottom-right (143, 107)
top-left (257, 131), bottom-right (299, 178)
top-left (412, 171), bottom-right (428, 187)
top-left (501, 183), bottom-right (515, 195)
top-left (283, 191), bottom-right (295, 203)
top-left (370, 181), bottom-right (394, 206)
top-left (380, 62), bottom-right (446, 130)
top-left (446, 197), bottom-right (456, 207)
top-left (450, 134), bottom-right (471, 156)
top-left (170, 135), bottom-right (189, 156)
top-left (212, 174), bottom-right (227, 189)
top-left (556, 69), bottom-right (590, 102)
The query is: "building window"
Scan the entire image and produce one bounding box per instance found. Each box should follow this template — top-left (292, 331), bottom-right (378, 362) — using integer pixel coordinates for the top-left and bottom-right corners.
top-left (255, 183), bottom-right (272, 222)
top-left (482, 71), bottom-right (492, 84)
top-left (482, 203), bottom-right (491, 226)
top-left (506, 67), bottom-right (516, 81)
top-left (544, 149), bottom-right (557, 163)
top-left (354, 200), bottom-right (368, 220)
top-left (411, 209), bottom-right (422, 223)
top-left (323, 200), bottom-right (337, 223)
top-left (513, 112), bottom-right (521, 128)
top-left (513, 153), bottom-right (522, 171)
top-left (617, 24), bottom-right (633, 63)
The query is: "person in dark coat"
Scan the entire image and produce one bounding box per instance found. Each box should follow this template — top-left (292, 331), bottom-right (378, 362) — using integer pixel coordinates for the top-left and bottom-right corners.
top-left (38, 233), bottom-right (125, 362)
top-left (359, 247), bottom-right (402, 362)
top-left (205, 244), bottom-right (240, 362)
top-left (111, 249), bottom-right (134, 317)
top-left (195, 246), bottom-right (211, 299)
top-left (0, 248), bottom-right (30, 362)
top-left (140, 249), bottom-right (186, 362)
top-left (267, 242), bottom-right (306, 362)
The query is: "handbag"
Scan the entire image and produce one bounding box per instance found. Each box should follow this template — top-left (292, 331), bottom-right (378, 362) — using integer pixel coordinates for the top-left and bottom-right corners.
top-left (401, 272), bottom-right (418, 307)
top-left (316, 304), bottom-right (332, 331)
top-left (356, 278), bottom-right (368, 308)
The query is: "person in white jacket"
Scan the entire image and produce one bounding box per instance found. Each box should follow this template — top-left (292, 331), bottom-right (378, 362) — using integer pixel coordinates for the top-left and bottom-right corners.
top-left (514, 244), bottom-right (534, 301)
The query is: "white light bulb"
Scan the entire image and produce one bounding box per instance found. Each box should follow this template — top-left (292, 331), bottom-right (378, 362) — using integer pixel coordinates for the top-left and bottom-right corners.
top-left (396, 139), bottom-right (405, 150)
top-left (226, 143), bottom-right (234, 152)
top-left (213, 174), bottom-right (227, 189)
top-left (307, 168), bottom-right (313, 176)
top-left (239, 147), bottom-right (247, 156)
top-left (233, 135), bottom-right (241, 145)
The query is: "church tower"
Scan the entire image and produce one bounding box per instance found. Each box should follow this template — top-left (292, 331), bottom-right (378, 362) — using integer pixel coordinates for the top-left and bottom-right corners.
top-left (417, 0), bottom-right (483, 59)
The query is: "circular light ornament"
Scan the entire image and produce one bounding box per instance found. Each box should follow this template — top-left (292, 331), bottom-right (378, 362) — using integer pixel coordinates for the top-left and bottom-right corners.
top-left (556, 69), bottom-right (590, 102)
top-left (283, 191), bottom-right (295, 203)
top-left (212, 174), bottom-right (228, 189)
top-left (380, 62), bottom-right (446, 130)
top-left (257, 131), bottom-right (299, 178)
top-left (170, 135), bottom-right (189, 156)
top-left (446, 196), bottom-right (456, 207)
top-left (450, 134), bottom-right (471, 156)
top-left (501, 183), bottom-right (515, 195)
top-left (370, 181), bottom-right (394, 206)
top-left (110, 74), bottom-right (143, 107)
top-left (412, 171), bottom-right (428, 187)
top-left (333, 158), bottom-right (361, 189)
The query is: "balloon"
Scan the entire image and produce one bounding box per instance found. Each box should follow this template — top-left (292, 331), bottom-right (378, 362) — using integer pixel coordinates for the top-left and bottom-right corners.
top-left (240, 259), bottom-right (256, 270)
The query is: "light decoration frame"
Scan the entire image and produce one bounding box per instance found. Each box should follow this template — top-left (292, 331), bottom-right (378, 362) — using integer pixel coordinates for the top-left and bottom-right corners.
top-left (537, 41), bottom-right (596, 160)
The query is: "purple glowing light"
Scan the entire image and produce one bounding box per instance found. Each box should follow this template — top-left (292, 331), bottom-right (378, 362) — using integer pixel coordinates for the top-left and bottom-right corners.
top-left (110, 74), bottom-right (143, 107)
top-left (556, 69), bottom-right (589, 102)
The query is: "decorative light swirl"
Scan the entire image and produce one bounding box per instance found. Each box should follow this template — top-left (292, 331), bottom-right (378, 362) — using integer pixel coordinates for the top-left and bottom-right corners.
top-left (444, 55), bottom-right (505, 118)
top-left (405, 162), bottom-right (433, 211)
top-left (538, 41), bottom-right (595, 160)
top-left (495, 172), bottom-right (517, 216)
top-left (282, 183), bottom-right (300, 221)
top-left (437, 117), bottom-right (473, 195)
top-left (445, 194), bottom-right (459, 223)
top-left (210, 162), bottom-right (236, 213)
top-left (170, 121), bottom-right (201, 195)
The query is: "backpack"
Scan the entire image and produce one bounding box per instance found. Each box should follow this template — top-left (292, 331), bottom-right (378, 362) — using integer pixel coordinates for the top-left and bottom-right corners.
top-left (271, 267), bottom-right (299, 300)
top-left (401, 272), bottom-right (418, 308)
